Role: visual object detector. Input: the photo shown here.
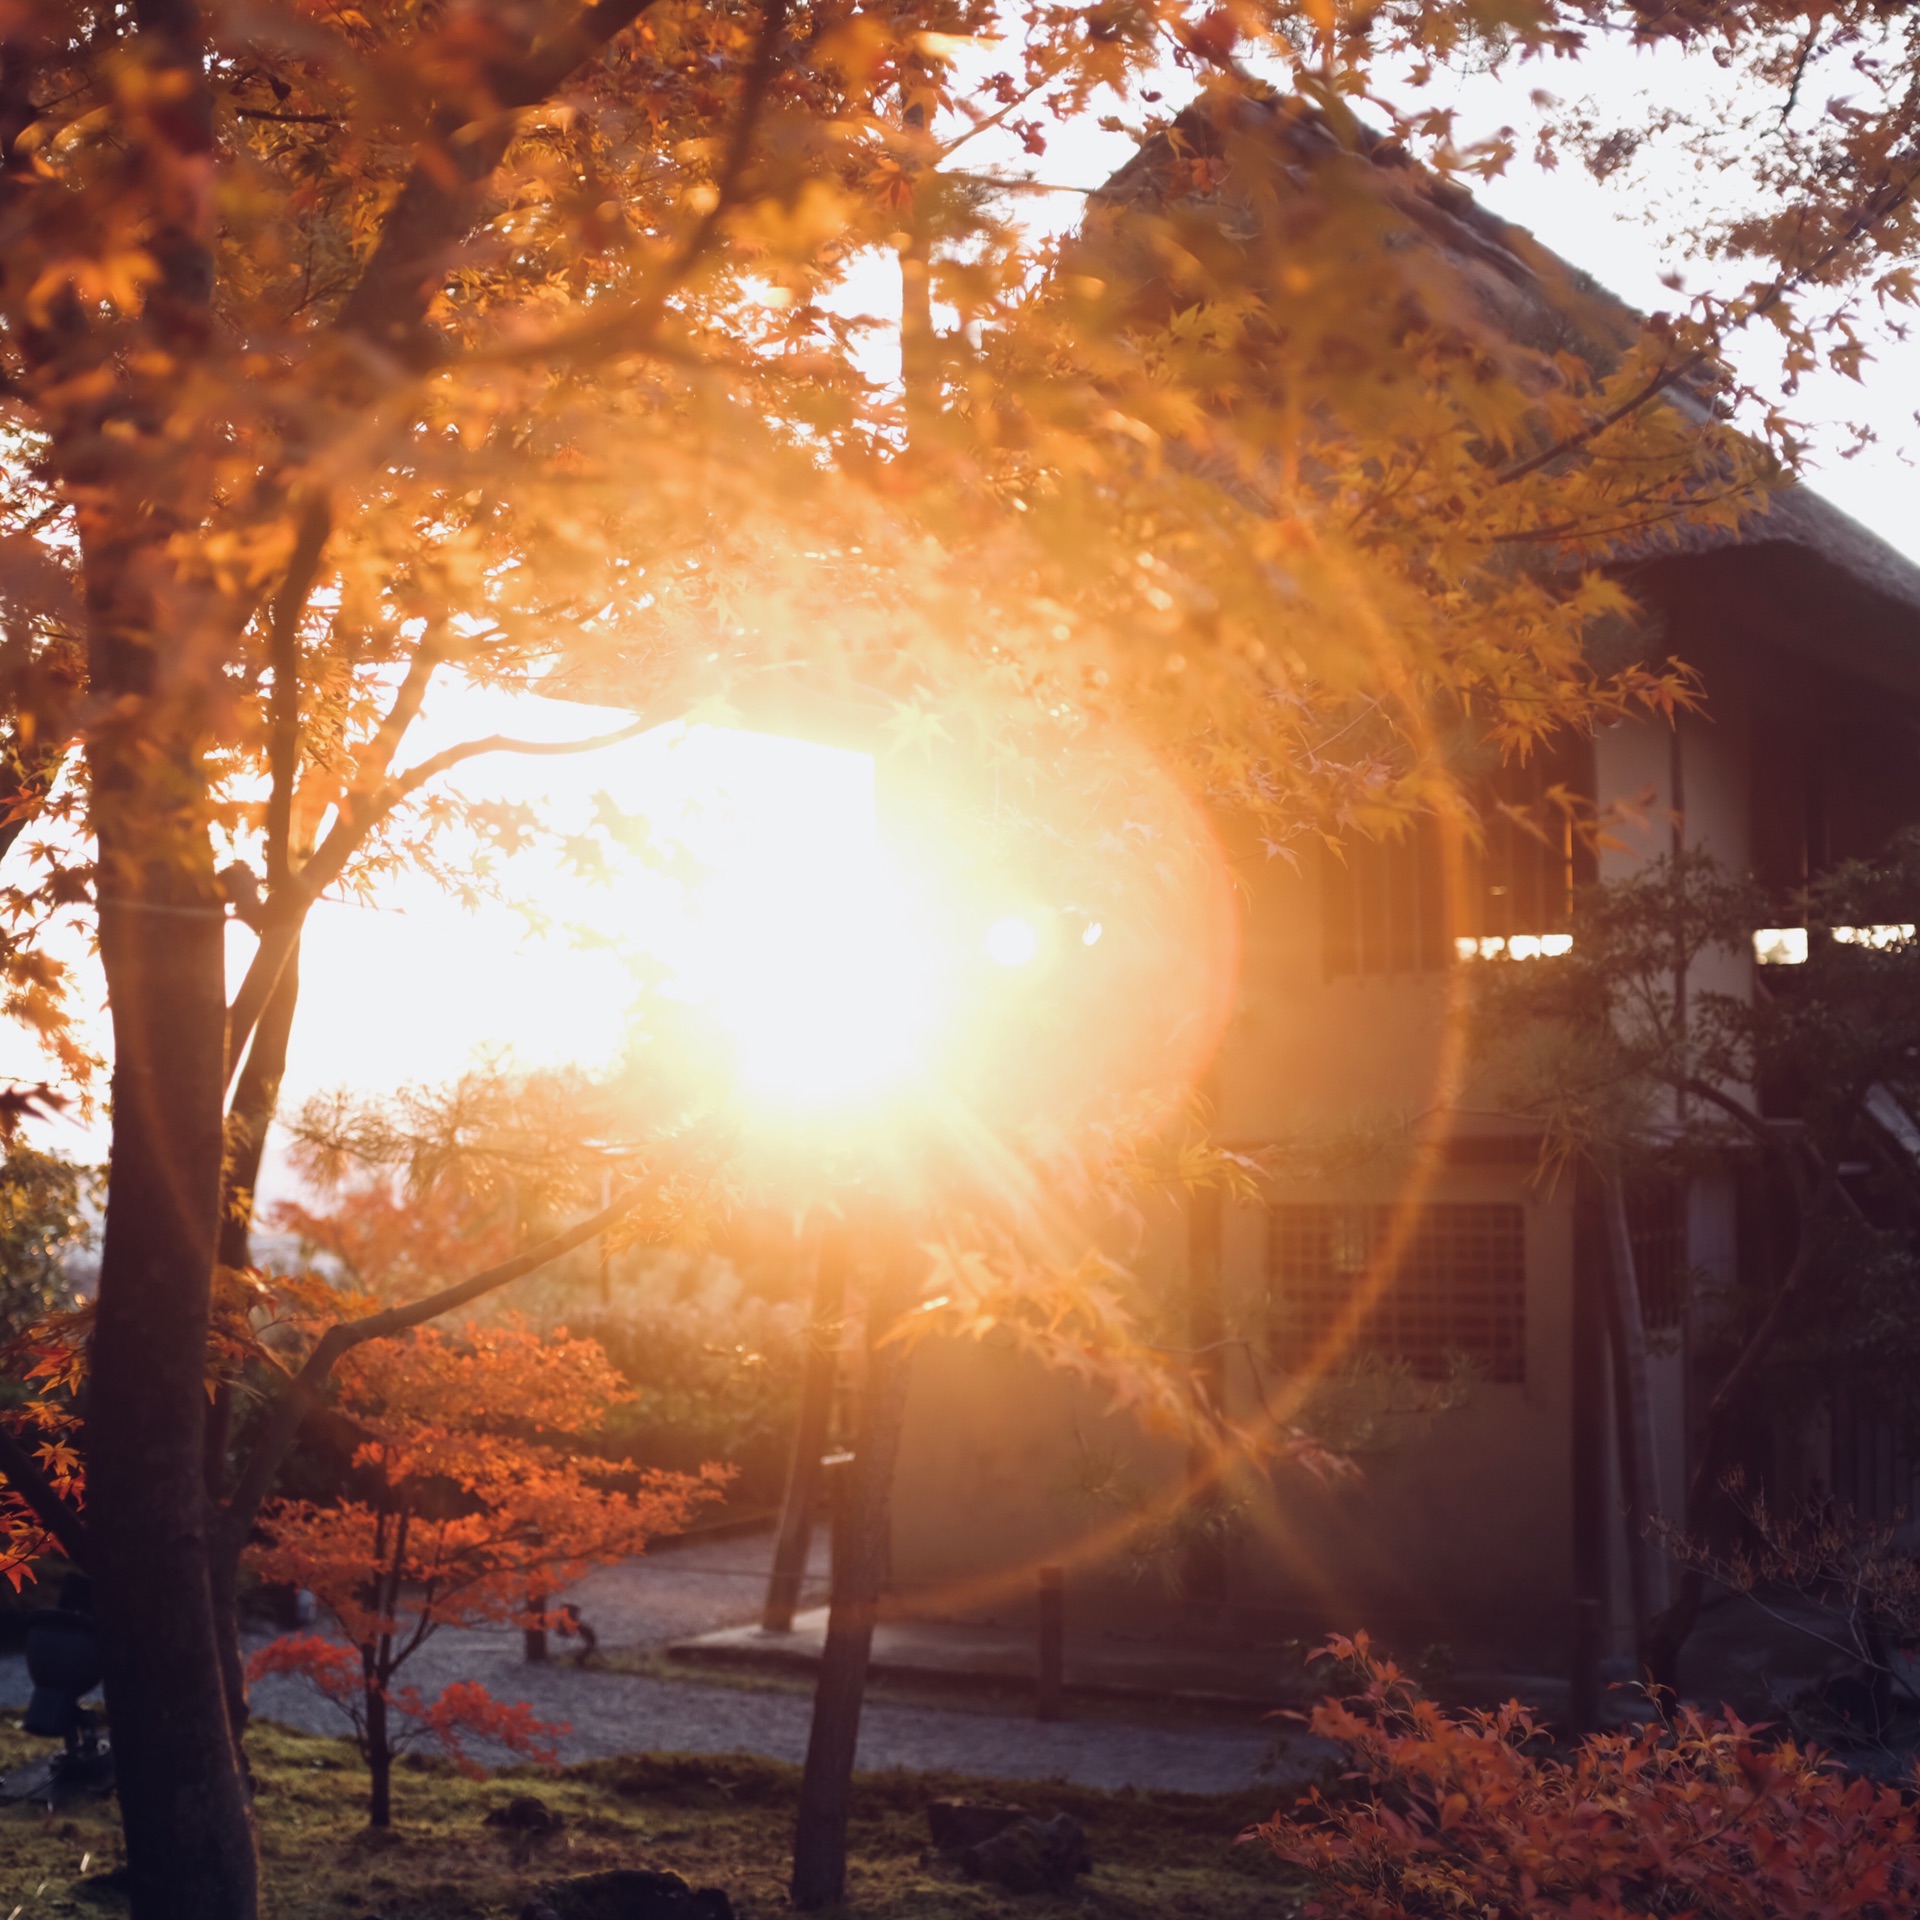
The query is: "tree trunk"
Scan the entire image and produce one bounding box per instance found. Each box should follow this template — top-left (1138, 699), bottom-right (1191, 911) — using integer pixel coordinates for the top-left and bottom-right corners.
top-left (66, 6), bottom-right (254, 1897)
top-left (764, 1229), bottom-right (846, 1633)
top-left (1600, 1165), bottom-right (1667, 1655)
top-left (216, 938), bottom-right (303, 1283)
top-left (365, 1669), bottom-right (393, 1830)
top-left (88, 850), bottom-right (259, 1920)
top-left (206, 941), bottom-right (305, 1747)
top-left (789, 1271), bottom-right (914, 1911)
top-left (209, 1542), bottom-right (251, 1754)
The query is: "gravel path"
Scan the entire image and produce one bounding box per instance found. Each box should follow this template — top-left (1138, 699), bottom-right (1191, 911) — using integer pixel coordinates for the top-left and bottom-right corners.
top-left (1, 1532), bottom-right (1293, 1794)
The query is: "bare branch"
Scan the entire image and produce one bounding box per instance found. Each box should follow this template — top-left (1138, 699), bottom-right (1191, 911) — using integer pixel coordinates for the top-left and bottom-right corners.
top-left (1675, 1075), bottom-right (1791, 1162)
top-left (359, 635), bottom-right (443, 788)
top-left (1495, 354), bottom-right (1691, 487)
top-left (387, 714), bottom-right (655, 802)
top-left (935, 60), bottom-right (1064, 166)
top-left (225, 702), bottom-right (655, 1091)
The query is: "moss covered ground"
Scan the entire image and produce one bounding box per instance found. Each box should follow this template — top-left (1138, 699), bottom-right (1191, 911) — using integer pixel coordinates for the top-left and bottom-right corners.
top-left (0, 1719), bottom-right (1311, 1920)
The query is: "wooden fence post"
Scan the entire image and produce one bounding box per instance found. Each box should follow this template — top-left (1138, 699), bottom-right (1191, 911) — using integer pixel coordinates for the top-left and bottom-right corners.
top-left (1036, 1565), bottom-right (1064, 1721)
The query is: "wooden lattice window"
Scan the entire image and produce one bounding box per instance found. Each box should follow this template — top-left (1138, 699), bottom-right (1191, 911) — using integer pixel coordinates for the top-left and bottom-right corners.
top-left (1269, 1203), bottom-right (1528, 1383)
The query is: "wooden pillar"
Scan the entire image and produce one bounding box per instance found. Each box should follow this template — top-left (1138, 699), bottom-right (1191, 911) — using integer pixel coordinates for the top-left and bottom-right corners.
top-left (764, 1229), bottom-right (847, 1633)
top-left (1603, 1162), bottom-right (1668, 1647)
top-left (1035, 1565), bottom-right (1064, 1722)
top-left (1183, 1181), bottom-right (1228, 1606)
top-left (1570, 1168), bottom-right (1610, 1729)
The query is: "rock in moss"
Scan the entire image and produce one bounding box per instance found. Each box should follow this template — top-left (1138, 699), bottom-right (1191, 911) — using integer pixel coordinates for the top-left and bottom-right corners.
top-left (961, 1813), bottom-right (1091, 1894)
top-left (523, 1867), bottom-right (735, 1920)
top-left (487, 1794), bottom-right (566, 1835)
top-left (926, 1799), bottom-right (1028, 1851)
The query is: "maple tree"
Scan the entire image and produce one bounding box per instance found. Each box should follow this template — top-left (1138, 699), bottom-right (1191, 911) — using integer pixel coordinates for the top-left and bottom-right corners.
top-left (245, 1316), bottom-right (721, 1827)
top-left (0, 0), bottom-right (1907, 1913)
top-left (1254, 1634), bottom-right (1920, 1920)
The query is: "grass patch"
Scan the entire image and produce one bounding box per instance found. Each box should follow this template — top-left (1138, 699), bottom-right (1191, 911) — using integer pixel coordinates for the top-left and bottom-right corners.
top-left (0, 1718), bottom-right (1311, 1920)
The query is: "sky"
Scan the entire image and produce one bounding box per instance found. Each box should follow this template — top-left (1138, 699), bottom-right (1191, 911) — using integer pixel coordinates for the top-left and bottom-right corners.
top-left (1432, 39), bottom-right (1920, 562)
top-left (13, 26), bottom-right (1919, 1185)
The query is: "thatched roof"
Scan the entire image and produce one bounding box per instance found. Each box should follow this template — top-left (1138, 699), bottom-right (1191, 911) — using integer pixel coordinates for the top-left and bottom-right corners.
top-left (1090, 93), bottom-right (1920, 702)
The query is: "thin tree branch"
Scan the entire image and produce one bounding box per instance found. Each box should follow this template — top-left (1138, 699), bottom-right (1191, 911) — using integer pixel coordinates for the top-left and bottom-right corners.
top-left (235, 108), bottom-right (341, 126)
top-left (359, 635), bottom-right (443, 790)
top-left (495, 0), bottom-right (669, 105)
top-left (265, 493), bottom-right (331, 888)
top-left (1495, 355), bottom-right (1690, 487)
top-left (0, 1422), bottom-right (89, 1566)
top-left (1779, 25), bottom-right (1819, 129)
top-left (225, 631), bottom-right (440, 1086)
top-left (223, 1173), bottom-right (676, 1538)
top-left (224, 708), bottom-right (654, 1091)
top-left (335, 0), bottom-right (669, 354)
top-left (477, 0), bottom-right (791, 369)
top-left (1495, 159), bottom-right (1920, 488)
top-left (1676, 1074), bottom-right (1797, 1168)
top-left (385, 714), bottom-right (655, 802)
top-left (936, 60), bottom-right (1063, 165)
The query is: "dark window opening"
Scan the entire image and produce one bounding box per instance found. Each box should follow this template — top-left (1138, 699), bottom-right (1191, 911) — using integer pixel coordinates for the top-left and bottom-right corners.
top-left (1269, 1202), bottom-right (1528, 1383)
top-left (1624, 1175), bottom-right (1688, 1333)
top-left (1322, 745), bottom-right (1594, 977)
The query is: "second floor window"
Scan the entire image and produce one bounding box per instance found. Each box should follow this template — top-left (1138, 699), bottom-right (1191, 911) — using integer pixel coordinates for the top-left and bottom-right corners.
top-left (1322, 746), bottom-right (1592, 976)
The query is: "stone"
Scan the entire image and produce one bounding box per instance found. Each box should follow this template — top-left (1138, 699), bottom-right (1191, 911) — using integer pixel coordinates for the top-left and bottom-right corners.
top-left (526, 1868), bottom-right (736, 1920)
top-left (961, 1813), bottom-right (1091, 1894)
top-left (926, 1798), bottom-right (1028, 1851)
top-left (487, 1794), bottom-right (567, 1835)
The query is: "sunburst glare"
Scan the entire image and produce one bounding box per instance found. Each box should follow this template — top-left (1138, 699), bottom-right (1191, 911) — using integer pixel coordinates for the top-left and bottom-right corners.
top-left (643, 727), bottom-right (943, 1110)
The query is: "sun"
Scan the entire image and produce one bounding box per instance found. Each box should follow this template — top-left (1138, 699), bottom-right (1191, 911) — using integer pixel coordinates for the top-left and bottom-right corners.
top-left (645, 727), bottom-right (942, 1110)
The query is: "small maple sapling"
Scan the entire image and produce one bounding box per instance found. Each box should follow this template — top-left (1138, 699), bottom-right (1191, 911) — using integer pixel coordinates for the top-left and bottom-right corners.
top-left (246, 1317), bottom-right (725, 1826)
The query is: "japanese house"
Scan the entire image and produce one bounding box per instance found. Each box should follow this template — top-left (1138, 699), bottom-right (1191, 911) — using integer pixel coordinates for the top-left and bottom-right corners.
top-left (881, 95), bottom-right (1920, 1677)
